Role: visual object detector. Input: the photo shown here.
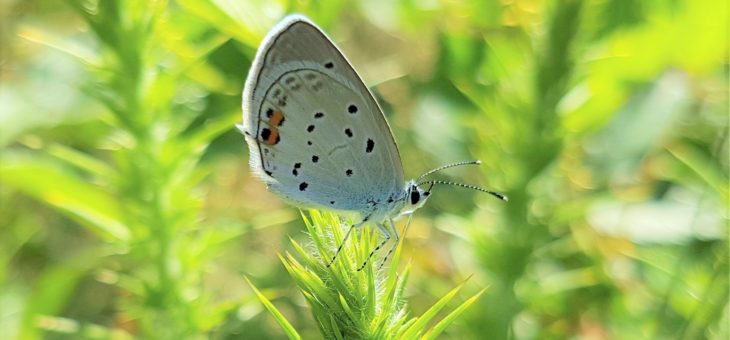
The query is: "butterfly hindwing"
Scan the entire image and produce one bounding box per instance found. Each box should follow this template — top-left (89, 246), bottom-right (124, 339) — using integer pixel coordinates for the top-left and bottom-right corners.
top-left (242, 15), bottom-right (404, 211)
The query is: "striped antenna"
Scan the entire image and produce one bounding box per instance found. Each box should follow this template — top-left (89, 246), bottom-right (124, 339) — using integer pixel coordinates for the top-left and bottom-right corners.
top-left (418, 180), bottom-right (508, 201)
top-left (416, 160), bottom-right (482, 181)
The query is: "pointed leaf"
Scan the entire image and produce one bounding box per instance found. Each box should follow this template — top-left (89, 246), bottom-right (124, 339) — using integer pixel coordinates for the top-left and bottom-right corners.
top-left (400, 280), bottom-right (469, 339)
top-left (422, 288), bottom-right (487, 339)
top-left (244, 276), bottom-right (301, 340)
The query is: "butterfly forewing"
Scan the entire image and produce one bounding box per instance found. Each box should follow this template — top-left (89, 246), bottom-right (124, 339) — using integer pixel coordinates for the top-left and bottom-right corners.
top-left (242, 15), bottom-right (404, 212)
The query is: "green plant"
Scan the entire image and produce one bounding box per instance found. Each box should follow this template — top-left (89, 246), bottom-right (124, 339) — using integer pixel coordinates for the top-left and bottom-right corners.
top-left (248, 210), bottom-right (485, 339)
top-left (0, 1), bottom-right (242, 337)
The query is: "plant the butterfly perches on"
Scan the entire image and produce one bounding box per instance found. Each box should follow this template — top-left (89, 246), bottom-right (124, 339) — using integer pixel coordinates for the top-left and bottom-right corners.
top-left (246, 211), bottom-right (488, 339)
top-left (238, 14), bottom-right (506, 270)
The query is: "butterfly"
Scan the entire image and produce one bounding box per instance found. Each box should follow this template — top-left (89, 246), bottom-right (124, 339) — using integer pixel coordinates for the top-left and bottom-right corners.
top-left (238, 15), bottom-right (506, 270)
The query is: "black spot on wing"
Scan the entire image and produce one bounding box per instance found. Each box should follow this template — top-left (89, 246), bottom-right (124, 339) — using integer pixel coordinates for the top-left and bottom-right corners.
top-left (366, 139), bottom-right (375, 153)
top-left (299, 182), bottom-right (308, 191)
top-left (344, 128), bottom-right (353, 138)
top-left (312, 155), bottom-right (319, 163)
top-left (348, 104), bottom-right (358, 114)
top-left (307, 125), bottom-right (315, 132)
top-left (314, 112), bottom-right (324, 119)
top-left (324, 61), bottom-right (334, 69)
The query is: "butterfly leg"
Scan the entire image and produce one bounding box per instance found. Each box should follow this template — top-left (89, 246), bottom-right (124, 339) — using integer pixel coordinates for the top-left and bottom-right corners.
top-left (326, 217), bottom-right (369, 268)
top-left (377, 218), bottom-right (401, 270)
top-left (357, 222), bottom-right (392, 271)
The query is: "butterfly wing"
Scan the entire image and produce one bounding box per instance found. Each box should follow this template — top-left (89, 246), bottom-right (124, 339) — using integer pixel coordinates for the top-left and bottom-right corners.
top-left (241, 15), bottom-right (404, 212)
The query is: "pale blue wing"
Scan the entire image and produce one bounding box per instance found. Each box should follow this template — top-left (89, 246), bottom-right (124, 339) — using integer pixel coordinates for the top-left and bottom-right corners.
top-left (241, 15), bottom-right (404, 212)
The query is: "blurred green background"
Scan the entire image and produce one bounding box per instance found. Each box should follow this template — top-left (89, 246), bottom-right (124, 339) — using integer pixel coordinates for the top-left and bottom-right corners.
top-left (1, 0), bottom-right (727, 338)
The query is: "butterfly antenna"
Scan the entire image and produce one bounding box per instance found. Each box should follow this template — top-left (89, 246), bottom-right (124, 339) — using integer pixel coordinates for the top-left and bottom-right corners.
top-left (416, 160), bottom-right (482, 181)
top-left (419, 180), bottom-right (508, 201)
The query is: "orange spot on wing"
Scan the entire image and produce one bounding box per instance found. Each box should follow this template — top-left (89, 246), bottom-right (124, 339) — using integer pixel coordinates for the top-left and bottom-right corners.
top-left (270, 111), bottom-right (285, 126)
top-left (264, 127), bottom-right (280, 145)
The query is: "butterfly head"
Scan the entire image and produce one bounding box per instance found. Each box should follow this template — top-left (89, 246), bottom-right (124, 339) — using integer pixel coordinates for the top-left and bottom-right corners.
top-left (400, 181), bottom-right (433, 215)
top-left (397, 161), bottom-right (508, 216)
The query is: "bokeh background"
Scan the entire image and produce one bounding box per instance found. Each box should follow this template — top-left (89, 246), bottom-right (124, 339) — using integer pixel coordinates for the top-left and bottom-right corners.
top-left (1, 0), bottom-right (727, 338)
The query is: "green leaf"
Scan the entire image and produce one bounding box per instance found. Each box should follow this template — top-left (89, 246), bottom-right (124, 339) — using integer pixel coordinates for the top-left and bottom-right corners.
top-left (45, 143), bottom-right (115, 179)
top-left (0, 152), bottom-right (129, 241)
top-left (399, 280), bottom-right (470, 339)
top-left (244, 276), bottom-right (301, 340)
top-left (667, 143), bottom-right (729, 203)
top-left (422, 288), bottom-right (487, 339)
top-left (176, 0), bottom-right (266, 48)
top-left (18, 247), bottom-right (104, 339)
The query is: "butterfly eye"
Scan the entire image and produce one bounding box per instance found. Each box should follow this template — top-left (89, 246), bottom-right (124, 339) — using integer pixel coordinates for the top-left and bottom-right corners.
top-left (410, 189), bottom-right (420, 205)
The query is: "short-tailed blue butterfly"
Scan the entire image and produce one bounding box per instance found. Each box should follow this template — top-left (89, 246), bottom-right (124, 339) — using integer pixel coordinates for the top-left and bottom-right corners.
top-left (238, 15), bottom-right (506, 270)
